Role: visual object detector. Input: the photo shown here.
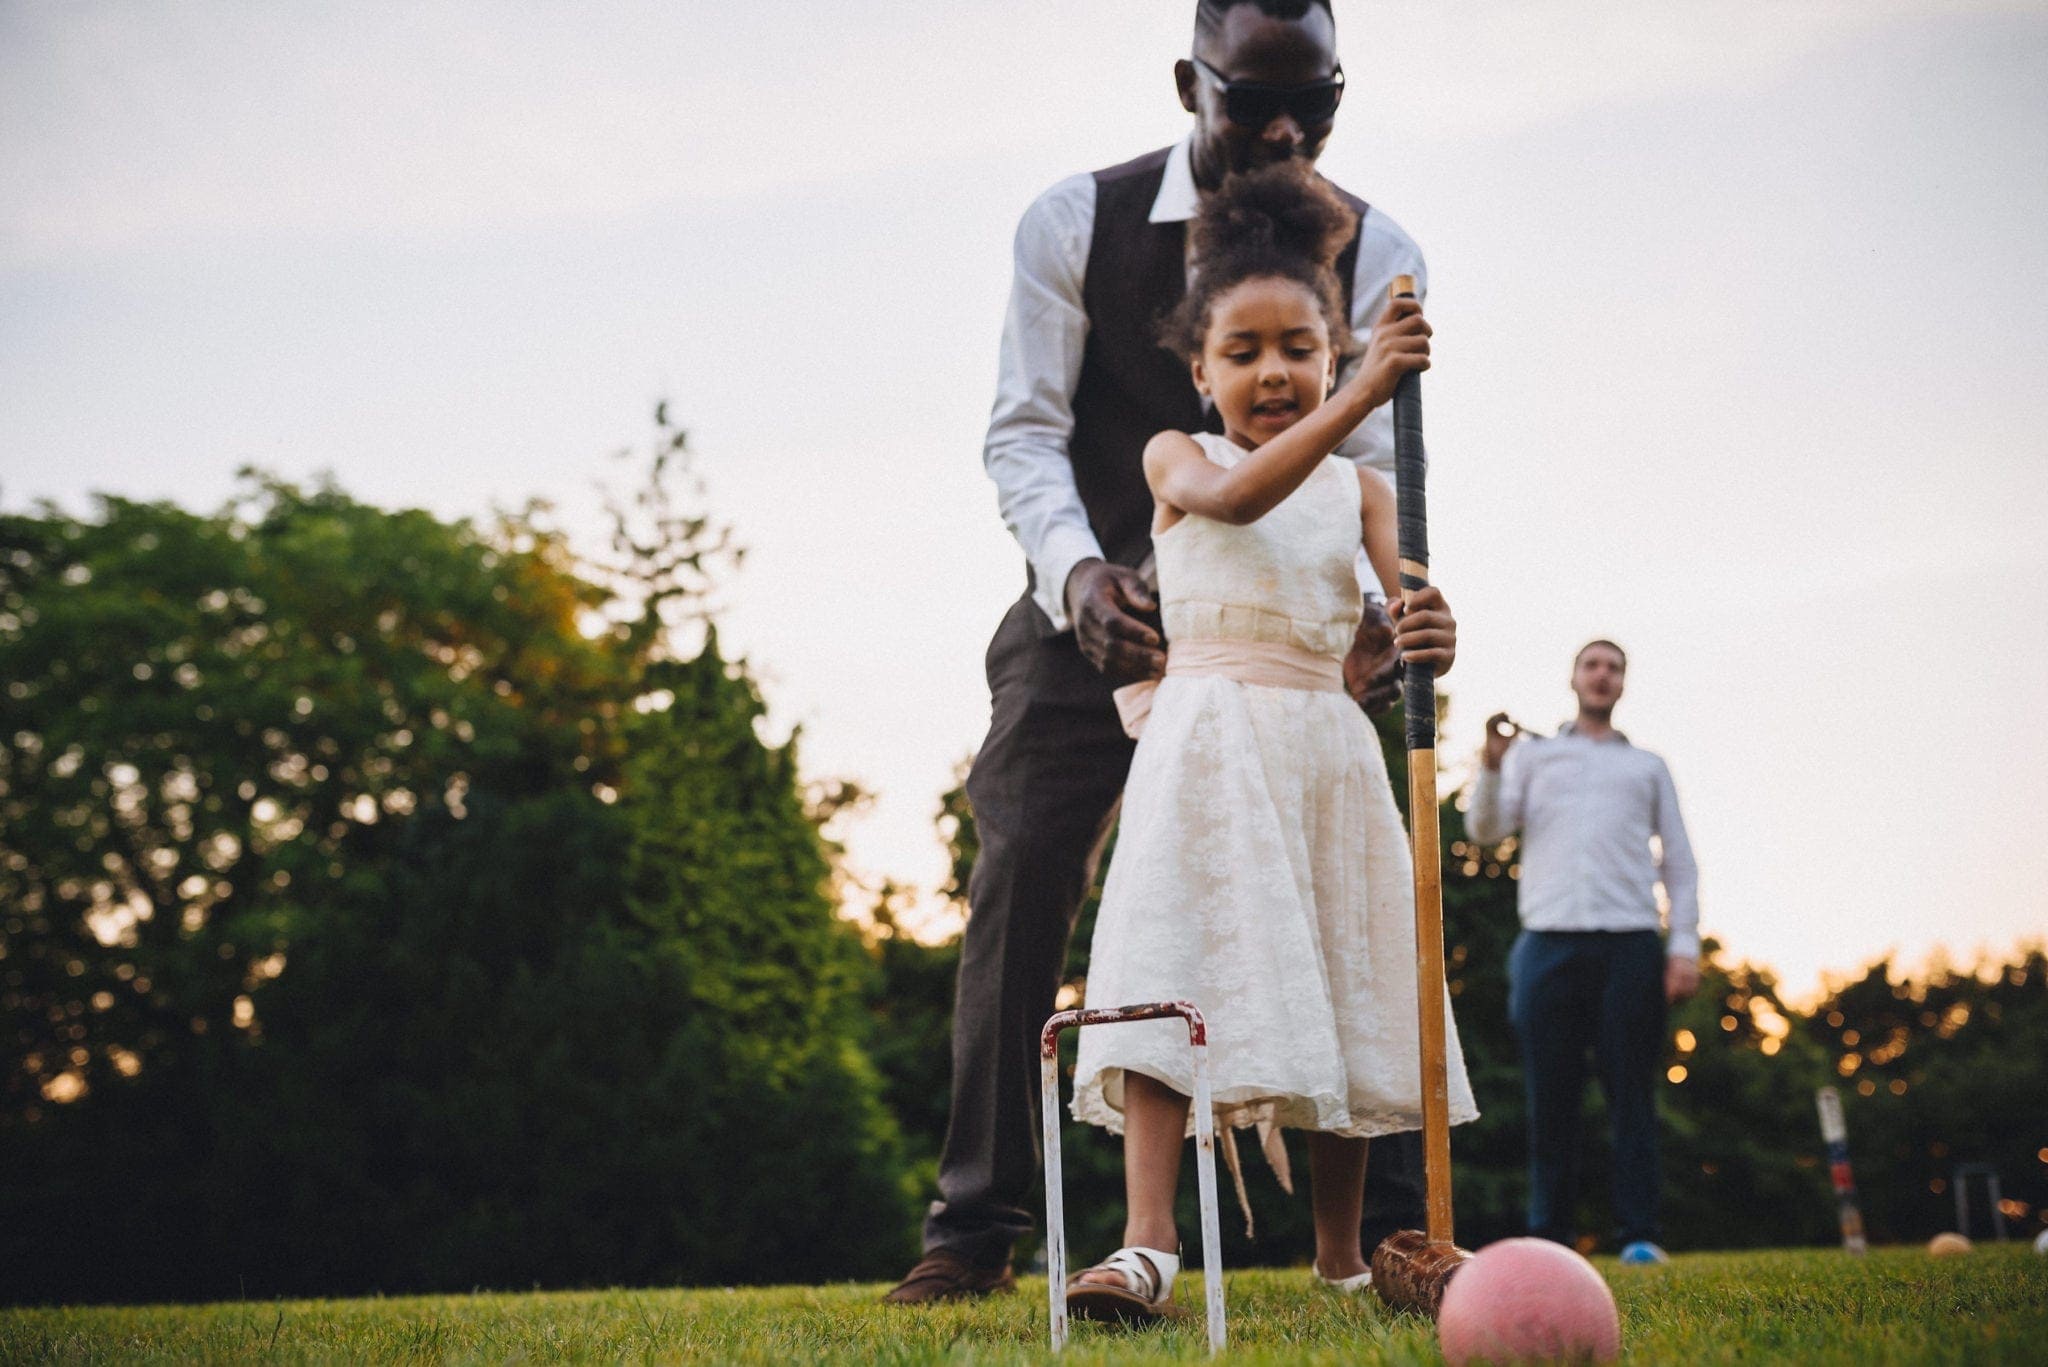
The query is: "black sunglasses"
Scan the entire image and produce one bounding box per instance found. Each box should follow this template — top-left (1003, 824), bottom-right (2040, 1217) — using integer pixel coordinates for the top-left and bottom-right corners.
top-left (1190, 56), bottom-right (1345, 130)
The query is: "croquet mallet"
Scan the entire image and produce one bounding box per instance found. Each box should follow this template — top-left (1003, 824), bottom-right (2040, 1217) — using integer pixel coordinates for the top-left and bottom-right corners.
top-left (1369, 274), bottom-right (1478, 1316)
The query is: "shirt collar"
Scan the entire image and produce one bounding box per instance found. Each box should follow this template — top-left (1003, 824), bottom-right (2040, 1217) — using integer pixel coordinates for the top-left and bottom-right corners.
top-left (1149, 135), bottom-right (1201, 224)
top-left (1559, 720), bottom-right (1631, 744)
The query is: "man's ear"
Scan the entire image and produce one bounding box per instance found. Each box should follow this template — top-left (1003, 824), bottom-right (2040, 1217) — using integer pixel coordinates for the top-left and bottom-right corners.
top-left (1174, 59), bottom-right (1199, 115)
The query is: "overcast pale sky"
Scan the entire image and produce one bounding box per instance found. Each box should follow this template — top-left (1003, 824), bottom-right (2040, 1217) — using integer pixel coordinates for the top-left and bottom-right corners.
top-left (4, 1), bottom-right (2044, 1001)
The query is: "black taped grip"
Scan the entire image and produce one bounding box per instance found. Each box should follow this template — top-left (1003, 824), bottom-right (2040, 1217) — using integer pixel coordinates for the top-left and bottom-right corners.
top-left (1392, 364), bottom-right (1434, 753)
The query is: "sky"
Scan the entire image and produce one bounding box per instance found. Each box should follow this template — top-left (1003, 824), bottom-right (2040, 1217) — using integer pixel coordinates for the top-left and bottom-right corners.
top-left (4, 1), bottom-right (2045, 1003)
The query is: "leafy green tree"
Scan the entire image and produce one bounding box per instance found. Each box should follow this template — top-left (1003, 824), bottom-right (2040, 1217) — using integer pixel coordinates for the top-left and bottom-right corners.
top-left (1649, 952), bottom-right (1837, 1248)
top-left (0, 416), bottom-right (915, 1302)
top-left (860, 881), bottom-right (962, 1199)
top-left (1801, 949), bottom-right (2047, 1246)
top-left (3, 473), bottom-right (624, 1133)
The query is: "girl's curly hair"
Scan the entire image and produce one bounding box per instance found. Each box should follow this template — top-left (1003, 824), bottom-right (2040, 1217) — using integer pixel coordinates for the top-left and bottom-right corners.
top-left (1158, 160), bottom-right (1358, 361)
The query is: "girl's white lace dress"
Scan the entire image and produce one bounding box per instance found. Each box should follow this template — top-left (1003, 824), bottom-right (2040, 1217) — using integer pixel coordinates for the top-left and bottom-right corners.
top-left (1071, 431), bottom-right (1478, 1140)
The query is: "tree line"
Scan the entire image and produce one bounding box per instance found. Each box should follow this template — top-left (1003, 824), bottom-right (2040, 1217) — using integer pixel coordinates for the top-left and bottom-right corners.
top-left (901, 733), bottom-right (2046, 1268)
top-left (3, 424), bottom-right (2041, 1303)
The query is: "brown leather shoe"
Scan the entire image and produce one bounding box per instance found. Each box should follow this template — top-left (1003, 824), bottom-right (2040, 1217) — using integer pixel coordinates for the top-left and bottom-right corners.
top-left (882, 1249), bottom-right (1017, 1304)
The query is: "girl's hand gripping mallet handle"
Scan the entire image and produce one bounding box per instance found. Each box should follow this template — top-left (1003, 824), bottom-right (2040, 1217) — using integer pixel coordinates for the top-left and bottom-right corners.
top-left (1370, 274), bottom-right (1476, 1317)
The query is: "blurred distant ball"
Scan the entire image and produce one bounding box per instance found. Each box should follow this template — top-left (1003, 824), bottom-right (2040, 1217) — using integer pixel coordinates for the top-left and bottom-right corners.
top-left (1617, 1240), bottom-right (1669, 1267)
top-left (2034, 1229), bottom-right (2048, 1256)
top-left (1438, 1237), bottom-right (1621, 1366)
top-left (1926, 1232), bottom-right (1973, 1257)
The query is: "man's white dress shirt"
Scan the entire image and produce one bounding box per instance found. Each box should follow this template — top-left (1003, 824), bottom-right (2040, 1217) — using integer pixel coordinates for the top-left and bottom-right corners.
top-left (1466, 724), bottom-right (1702, 960)
top-left (983, 136), bottom-right (1428, 632)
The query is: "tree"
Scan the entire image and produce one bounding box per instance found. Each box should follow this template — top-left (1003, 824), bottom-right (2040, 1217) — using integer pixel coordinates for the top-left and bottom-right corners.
top-left (1799, 949), bottom-right (2048, 1246)
top-left (0, 415), bottom-right (916, 1302)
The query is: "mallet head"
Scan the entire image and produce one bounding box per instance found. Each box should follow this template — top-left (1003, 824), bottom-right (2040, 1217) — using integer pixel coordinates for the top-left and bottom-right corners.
top-left (1371, 1228), bottom-right (1474, 1317)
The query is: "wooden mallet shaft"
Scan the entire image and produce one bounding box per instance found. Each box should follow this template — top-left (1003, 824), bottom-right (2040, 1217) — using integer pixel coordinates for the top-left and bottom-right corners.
top-left (1370, 273), bottom-right (1475, 1317)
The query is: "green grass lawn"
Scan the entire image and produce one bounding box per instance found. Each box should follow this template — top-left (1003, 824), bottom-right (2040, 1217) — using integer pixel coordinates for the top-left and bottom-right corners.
top-left (5, 1246), bottom-right (2044, 1364)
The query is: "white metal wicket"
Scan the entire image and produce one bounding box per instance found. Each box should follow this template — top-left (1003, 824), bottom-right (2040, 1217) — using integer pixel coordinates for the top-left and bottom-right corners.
top-left (1040, 1000), bottom-right (1225, 1355)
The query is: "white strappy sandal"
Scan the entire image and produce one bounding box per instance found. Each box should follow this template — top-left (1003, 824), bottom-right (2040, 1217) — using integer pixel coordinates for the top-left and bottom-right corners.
top-left (1066, 1245), bottom-right (1184, 1324)
top-left (1313, 1261), bottom-right (1373, 1295)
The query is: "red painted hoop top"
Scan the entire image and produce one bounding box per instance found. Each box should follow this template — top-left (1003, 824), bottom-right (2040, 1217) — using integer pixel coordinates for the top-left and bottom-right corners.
top-left (1040, 1000), bottom-right (1207, 1057)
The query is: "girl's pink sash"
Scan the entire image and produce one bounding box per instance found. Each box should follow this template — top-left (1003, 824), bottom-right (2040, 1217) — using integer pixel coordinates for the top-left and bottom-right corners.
top-left (1111, 640), bottom-right (1345, 739)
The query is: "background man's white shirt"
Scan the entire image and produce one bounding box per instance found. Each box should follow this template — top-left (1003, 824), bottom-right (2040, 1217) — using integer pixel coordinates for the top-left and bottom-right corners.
top-left (983, 136), bottom-right (1428, 632)
top-left (1467, 726), bottom-right (1703, 959)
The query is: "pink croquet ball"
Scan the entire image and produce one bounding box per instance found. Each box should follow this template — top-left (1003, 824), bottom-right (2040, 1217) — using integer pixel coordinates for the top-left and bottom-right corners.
top-left (1437, 1237), bottom-right (1622, 1366)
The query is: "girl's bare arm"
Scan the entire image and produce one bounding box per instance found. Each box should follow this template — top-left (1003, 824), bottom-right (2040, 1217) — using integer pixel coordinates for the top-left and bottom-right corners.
top-left (1362, 464), bottom-right (1457, 675)
top-left (1358, 466), bottom-right (1401, 599)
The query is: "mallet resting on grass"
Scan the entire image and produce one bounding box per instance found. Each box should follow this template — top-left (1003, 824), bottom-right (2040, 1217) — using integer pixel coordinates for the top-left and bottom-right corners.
top-left (1369, 274), bottom-right (1477, 1317)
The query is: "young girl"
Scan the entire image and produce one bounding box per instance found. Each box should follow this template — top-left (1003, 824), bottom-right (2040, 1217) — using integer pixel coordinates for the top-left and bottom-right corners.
top-left (1065, 163), bottom-right (1477, 1321)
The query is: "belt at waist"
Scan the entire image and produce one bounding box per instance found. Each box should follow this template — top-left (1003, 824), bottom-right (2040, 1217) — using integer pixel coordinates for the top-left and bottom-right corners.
top-left (1112, 639), bottom-right (1345, 738)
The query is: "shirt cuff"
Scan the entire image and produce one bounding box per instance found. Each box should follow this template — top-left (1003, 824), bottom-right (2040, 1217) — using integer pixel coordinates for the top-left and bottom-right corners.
top-left (1032, 524), bottom-right (1105, 634)
top-left (1665, 926), bottom-right (1702, 961)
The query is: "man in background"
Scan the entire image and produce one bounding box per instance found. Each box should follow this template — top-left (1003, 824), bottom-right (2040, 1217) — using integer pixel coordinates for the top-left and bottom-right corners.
top-left (1466, 640), bottom-right (1701, 1263)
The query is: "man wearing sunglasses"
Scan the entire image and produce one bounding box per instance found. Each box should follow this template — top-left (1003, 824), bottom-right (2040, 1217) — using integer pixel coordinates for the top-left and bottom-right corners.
top-left (887, 0), bottom-right (1433, 1304)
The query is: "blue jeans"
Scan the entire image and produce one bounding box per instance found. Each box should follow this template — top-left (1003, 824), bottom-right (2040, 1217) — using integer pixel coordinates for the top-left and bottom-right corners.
top-left (1508, 929), bottom-right (1666, 1248)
